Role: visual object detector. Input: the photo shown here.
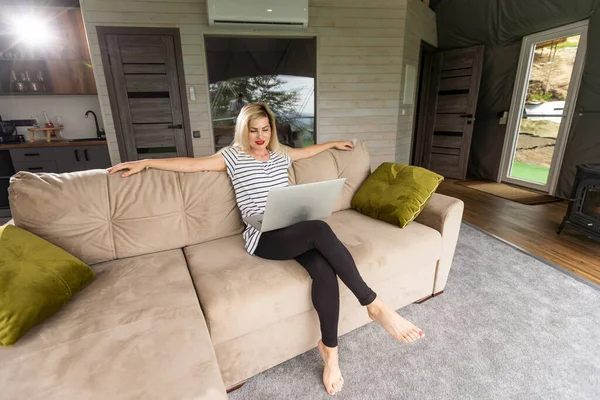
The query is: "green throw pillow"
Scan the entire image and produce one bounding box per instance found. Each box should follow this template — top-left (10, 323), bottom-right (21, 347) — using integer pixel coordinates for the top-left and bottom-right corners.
top-left (351, 163), bottom-right (443, 228)
top-left (0, 225), bottom-right (95, 346)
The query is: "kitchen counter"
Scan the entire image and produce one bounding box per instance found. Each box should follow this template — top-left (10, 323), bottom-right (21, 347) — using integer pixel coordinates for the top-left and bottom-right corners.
top-left (0, 140), bottom-right (107, 150)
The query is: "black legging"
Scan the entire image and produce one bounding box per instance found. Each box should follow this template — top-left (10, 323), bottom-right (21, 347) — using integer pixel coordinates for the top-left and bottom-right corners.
top-left (254, 220), bottom-right (377, 348)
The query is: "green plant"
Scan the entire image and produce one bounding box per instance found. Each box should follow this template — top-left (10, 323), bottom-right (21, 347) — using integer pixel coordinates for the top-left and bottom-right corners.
top-left (209, 76), bottom-right (301, 121)
top-left (528, 92), bottom-right (553, 102)
top-left (556, 40), bottom-right (580, 49)
top-left (209, 76), bottom-right (315, 145)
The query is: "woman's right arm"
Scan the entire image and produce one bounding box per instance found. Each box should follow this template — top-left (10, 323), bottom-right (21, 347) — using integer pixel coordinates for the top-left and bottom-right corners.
top-left (108, 154), bottom-right (226, 177)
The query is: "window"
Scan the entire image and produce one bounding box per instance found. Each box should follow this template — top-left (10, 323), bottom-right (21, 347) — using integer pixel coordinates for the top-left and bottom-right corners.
top-left (204, 37), bottom-right (316, 151)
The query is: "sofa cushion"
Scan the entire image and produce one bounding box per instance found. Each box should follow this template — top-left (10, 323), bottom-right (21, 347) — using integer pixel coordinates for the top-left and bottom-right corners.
top-left (0, 224), bottom-right (95, 346)
top-left (330, 141), bottom-right (372, 210)
top-left (292, 141), bottom-right (371, 212)
top-left (352, 162), bottom-right (444, 228)
top-left (8, 170), bottom-right (115, 265)
top-left (178, 171), bottom-right (244, 247)
top-left (0, 249), bottom-right (227, 400)
top-left (185, 210), bottom-right (442, 346)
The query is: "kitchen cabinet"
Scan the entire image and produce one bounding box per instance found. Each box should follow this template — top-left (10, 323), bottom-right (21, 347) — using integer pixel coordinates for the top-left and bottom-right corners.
top-left (46, 59), bottom-right (96, 95)
top-left (0, 8), bottom-right (96, 95)
top-left (54, 145), bottom-right (110, 172)
top-left (0, 150), bottom-right (14, 210)
top-left (54, 147), bottom-right (86, 172)
top-left (8, 144), bottom-right (110, 174)
top-left (9, 148), bottom-right (59, 173)
top-left (9, 148), bottom-right (56, 163)
top-left (80, 146), bottom-right (111, 170)
top-left (13, 160), bottom-right (59, 174)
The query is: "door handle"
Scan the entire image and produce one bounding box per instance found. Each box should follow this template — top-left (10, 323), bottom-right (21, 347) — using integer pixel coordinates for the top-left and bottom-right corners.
top-left (167, 124), bottom-right (183, 129)
top-left (460, 114), bottom-right (475, 124)
top-left (84, 149), bottom-right (89, 161)
top-left (74, 149), bottom-right (80, 162)
top-left (24, 152), bottom-right (40, 157)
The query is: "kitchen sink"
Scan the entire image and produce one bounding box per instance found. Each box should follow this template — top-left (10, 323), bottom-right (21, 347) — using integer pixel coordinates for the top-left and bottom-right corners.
top-left (67, 138), bottom-right (106, 142)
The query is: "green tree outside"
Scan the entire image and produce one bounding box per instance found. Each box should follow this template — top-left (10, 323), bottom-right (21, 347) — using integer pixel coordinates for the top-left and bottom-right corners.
top-left (209, 76), bottom-right (314, 146)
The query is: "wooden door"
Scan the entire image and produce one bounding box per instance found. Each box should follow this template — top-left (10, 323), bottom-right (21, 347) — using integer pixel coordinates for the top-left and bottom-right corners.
top-left (98, 28), bottom-right (193, 161)
top-left (420, 46), bottom-right (484, 179)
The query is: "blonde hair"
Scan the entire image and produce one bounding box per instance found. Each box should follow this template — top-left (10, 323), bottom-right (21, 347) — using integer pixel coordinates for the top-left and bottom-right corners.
top-left (232, 102), bottom-right (282, 154)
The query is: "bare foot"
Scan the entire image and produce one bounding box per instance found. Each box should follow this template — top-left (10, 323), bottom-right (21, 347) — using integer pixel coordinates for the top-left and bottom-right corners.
top-left (317, 340), bottom-right (344, 395)
top-left (367, 297), bottom-right (425, 344)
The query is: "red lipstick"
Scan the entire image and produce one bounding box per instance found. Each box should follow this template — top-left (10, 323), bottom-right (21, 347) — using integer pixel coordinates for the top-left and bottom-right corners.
top-left (255, 140), bottom-right (265, 145)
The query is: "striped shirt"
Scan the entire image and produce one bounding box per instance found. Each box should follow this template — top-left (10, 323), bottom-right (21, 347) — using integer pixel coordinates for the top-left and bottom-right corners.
top-left (221, 146), bottom-right (291, 254)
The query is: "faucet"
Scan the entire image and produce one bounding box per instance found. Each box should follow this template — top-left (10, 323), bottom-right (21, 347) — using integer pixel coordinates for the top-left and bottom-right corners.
top-left (85, 110), bottom-right (105, 139)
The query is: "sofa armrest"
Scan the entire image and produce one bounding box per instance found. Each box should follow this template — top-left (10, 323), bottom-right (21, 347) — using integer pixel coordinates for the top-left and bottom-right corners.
top-left (415, 193), bottom-right (464, 293)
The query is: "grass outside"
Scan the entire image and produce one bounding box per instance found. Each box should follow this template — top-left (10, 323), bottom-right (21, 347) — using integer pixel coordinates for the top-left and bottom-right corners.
top-left (556, 37), bottom-right (580, 49)
top-left (510, 162), bottom-right (550, 185)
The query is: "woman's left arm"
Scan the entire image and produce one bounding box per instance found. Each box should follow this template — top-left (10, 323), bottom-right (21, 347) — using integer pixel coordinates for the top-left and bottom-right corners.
top-left (288, 141), bottom-right (355, 161)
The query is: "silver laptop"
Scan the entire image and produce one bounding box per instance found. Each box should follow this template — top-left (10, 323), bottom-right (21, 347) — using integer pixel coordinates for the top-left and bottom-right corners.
top-left (243, 178), bottom-right (346, 232)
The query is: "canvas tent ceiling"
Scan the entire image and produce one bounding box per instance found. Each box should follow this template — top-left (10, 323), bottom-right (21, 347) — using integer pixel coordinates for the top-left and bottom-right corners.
top-left (430, 0), bottom-right (600, 197)
top-left (204, 37), bottom-right (316, 84)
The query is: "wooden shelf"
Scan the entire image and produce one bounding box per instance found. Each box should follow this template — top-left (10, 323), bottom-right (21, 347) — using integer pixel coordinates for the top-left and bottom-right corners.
top-left (0, 9), bottom-right (96, 95)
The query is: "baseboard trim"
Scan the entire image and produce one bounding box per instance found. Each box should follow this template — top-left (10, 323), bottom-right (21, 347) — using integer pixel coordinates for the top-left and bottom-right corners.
top-left (415, 290), bottom-right (444, 304)
top-left (226, 380), bottom-right (247, 393)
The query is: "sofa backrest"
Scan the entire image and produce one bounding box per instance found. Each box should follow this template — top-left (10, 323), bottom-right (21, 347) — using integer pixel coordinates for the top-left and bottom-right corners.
top-left (292, 140), bottom-right (371, 212)
top-left (9, 169), bottom-right (244, 265)
top-left (8, 141), bottom-right (371, 264)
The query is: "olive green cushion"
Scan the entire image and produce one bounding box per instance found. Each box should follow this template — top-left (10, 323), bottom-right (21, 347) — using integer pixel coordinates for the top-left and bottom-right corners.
top-left (351, 163), bottom-right (444, 228)
top-left (0, 224), bottom-right (95, 346)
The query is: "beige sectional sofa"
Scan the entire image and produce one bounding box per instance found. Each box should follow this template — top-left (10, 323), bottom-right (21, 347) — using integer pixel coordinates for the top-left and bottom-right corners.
top-left (1, 142), bottom-right (464, 399)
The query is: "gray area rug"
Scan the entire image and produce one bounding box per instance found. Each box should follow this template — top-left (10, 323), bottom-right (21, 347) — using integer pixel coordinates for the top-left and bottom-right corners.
top-left (229, 224), bottom-right (600, 400)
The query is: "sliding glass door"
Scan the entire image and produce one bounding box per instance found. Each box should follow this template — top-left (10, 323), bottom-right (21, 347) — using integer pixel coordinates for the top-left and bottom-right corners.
top-left (501, 21), bottom-right (588, 194)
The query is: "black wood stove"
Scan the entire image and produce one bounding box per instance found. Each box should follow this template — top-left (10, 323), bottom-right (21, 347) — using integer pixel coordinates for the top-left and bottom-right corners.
top-left (558, 163), bottom-right (600, 241)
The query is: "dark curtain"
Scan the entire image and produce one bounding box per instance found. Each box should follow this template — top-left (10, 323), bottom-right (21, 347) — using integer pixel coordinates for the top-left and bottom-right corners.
top-left (204, 37), bottom-right (316, 83)
top-left (557, 9), bottom-right (600, 198)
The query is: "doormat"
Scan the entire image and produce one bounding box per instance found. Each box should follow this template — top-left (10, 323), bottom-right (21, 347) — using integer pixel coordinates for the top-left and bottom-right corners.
top-left (455, 180), bottom-right (563, 205)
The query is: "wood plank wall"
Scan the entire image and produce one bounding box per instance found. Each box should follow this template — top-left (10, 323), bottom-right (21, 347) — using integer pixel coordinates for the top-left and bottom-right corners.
top-left (397, 0), bottom-right (438, 165)
top-left (80, 0), bottom-right (437, 169)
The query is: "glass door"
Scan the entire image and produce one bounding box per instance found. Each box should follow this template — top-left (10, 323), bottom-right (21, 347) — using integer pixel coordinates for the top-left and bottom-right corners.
top-left (501, 21), bottom-right (588, 194)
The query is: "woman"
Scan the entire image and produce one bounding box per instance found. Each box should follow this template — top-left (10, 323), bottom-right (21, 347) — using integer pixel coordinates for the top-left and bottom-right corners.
top-left (109, 103), bottom-right (425, 396)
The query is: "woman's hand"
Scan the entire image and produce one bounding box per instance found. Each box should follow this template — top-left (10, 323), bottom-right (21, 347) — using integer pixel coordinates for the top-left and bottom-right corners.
top-left (333, 141), bottom-right (355, 151)
top-left (108, 160), bottom-right (148, 177)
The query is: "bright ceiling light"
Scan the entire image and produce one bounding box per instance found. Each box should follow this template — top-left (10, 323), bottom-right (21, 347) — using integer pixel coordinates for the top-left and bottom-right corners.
top-left (11, 15), bottom-right (53, 46)
top-left (267, 9), bottom-right (273, 12)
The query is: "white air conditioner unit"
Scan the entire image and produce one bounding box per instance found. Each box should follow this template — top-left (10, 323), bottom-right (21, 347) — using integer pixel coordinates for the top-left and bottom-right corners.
top-left (207, 0), bottom-right (308, 29)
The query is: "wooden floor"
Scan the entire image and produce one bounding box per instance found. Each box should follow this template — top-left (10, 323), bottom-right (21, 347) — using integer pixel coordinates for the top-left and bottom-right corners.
top-left (437, 180), bottom-right (600, 286)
